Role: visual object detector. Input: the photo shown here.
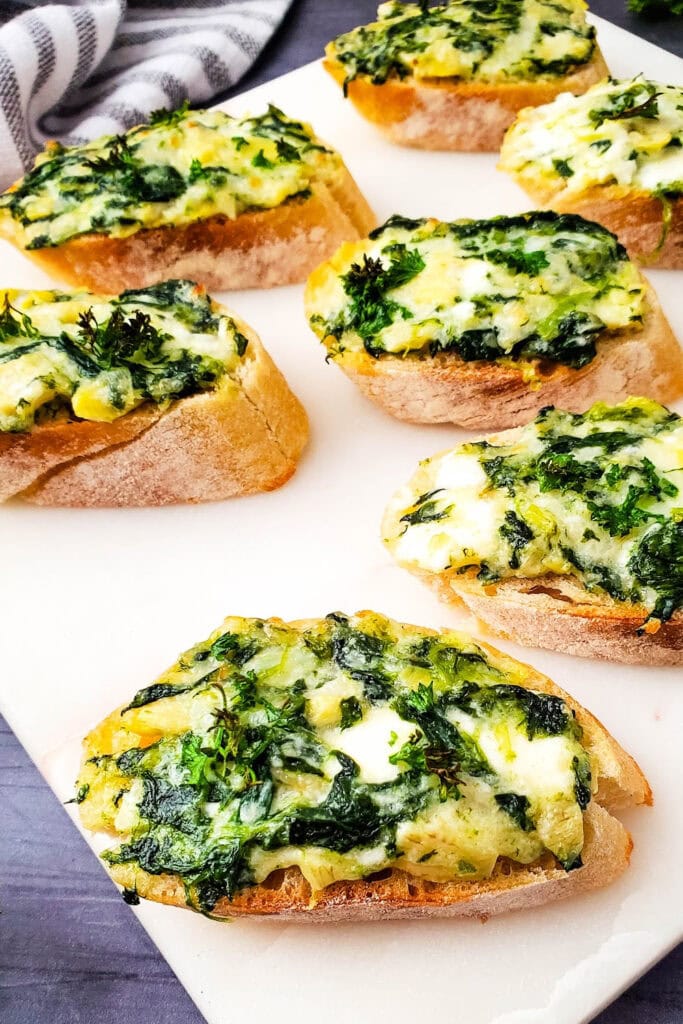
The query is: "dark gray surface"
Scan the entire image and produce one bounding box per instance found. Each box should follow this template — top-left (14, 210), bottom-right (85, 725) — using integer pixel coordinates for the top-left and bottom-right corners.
top-left (1, 2), bottom-right (682, 1022)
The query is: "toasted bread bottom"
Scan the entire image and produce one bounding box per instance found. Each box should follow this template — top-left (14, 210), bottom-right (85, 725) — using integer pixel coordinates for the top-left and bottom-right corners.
top-left (324, 49), bottom-right (608, 152)
top-left (330, 288), bottom-right (682, 429)
top-left (15, 168), bottom-right (376, 292)
top-left (427, 569), bottom-right (683, 666)
top-left (6, 314), bottom-right (309, 507)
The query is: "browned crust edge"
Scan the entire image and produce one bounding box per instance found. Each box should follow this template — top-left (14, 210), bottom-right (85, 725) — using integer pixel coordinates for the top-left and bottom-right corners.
top-left (106, 803), bottom-right (633, 921)
top-left (422, 568), bottom-right (683, 666)
top-left (323, 47), bottom-right (609, 151)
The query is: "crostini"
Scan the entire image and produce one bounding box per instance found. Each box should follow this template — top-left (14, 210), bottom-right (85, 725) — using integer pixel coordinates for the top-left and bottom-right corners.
top-left (305, 212), bottom-right (682, 429)
top-left (500, 77), bottom-right (683, 268)
top-left (76, 610), bottom-right (649, 920)
top-left (0, 280), bottom-right (308, 506)
top-left (383, 398), bottom-right (683, 664)
top-left (0, 104), bottom-right (375, 292)
top-left (324, 0), bottom-right (609, 151)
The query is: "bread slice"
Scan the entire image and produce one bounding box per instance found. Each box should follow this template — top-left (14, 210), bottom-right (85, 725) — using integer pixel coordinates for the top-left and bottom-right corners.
top-left (323, 47), bottom-right (609, 152)
top-left (424, 569), bottom-right (683, 667)
top-left (382, 400), bottom-right (683, 665)
top-left (79, 617), bottom-right (650, 921)
top-left (329, 284), bottom-right (682, 429)
top-left (5, 309), bottom-right (309, 507)
top-left (16, 168), bottom-right (376, 293)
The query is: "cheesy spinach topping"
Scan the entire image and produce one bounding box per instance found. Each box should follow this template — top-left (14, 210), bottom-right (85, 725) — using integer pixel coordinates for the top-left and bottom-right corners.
top-left (329, 0), bottom-right (595, 89)
top-left (385, 399), bottom-right (683, 626)
top-left (500, 78), bottom-right (683, 200)
top-left (0, 280), bottom-right (245, 430)
top-left (0, 105), bottom-right (339, 250)
top-left (306, 212), bottom-right (645, 369)
top-left (77, 612), bottom-right (593, 911)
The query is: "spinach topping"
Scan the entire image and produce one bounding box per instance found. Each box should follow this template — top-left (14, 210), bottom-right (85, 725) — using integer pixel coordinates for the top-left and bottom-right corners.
top-left (0, 105), bottom-right (333, 249)
top-left (340, 696), bottom-right (364, 730)
top-left (474, 401), bottom-right (682, 623)
top-left (400, 489), bottom-right (454, 528)
top-left (500, 511), bottom-right (534, 569)
top-left (589, 80), bottom-right (661, 127)
top-left (311, 212), bottom-right (640, 370)
top-left (0, 279), bottom-right (243, 431)
top-left (332, 0), bottom-right (594, 89)
top-left (91, 613), bottom-right (590, 908)
top-left (328, 246), bottom-right (425, 355)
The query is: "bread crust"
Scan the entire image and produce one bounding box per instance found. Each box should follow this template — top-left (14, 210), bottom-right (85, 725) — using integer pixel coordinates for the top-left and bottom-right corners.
top-left (81, 614), bottom-right (650, 920)
top-left (6, 169), bottom-right (376, 292)
top-left (324, 48), bottom-right (609, 151)
top-left (428, 569), bottom-right (683, 666)
top-left (320, 286), bottom-right (683, 429)
top-left (6, 310), bottom-right (309, 507)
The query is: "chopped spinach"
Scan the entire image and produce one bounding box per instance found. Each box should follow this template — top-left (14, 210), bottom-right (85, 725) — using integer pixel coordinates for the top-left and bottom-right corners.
top-left (495, 792), bottom-right (534, 831)
top-left (339, 696), bottom-right (364, 730)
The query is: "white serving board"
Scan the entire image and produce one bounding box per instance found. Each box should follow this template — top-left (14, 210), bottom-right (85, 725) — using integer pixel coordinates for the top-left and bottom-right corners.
top-left (1, 15), bottom-right (681, 1024)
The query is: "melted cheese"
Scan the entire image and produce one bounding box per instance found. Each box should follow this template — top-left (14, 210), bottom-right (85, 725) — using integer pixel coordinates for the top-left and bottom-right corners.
top-left (501, 78), bottom-right (683, 197)
top-left (0, 282), bottom-right (244, 430)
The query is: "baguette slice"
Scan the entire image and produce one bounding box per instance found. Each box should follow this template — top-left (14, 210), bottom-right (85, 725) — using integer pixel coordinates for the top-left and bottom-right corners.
top-left (13, 170), bottom-right (376, 294)
top-left (78, 612), bottom-right (650, 922)
top-left (3, 304), bottom-right (308, 507)
top-left (382, 401), bottom-right (683, 665)
top-left (0, 104), bottom-right (376, 292)
top-left (305, 212), bottom-right (683, 430)
top-left (329, 284), bottom-right (681, 430)
top-left (323, 47), bottom-right (609, 152)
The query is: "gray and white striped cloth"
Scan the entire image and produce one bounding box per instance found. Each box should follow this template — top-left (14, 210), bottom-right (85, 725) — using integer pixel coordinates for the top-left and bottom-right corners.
top-left (0, 0), bottom-right (292, 188)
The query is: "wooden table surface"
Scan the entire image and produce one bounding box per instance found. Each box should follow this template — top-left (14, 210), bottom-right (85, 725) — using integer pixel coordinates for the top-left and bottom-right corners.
top-left (1, 2), bottom-right (681, 1021)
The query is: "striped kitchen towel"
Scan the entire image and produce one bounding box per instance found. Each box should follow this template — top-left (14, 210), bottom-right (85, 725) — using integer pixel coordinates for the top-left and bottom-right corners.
top-left (0, 0), bottom-right (292, 188)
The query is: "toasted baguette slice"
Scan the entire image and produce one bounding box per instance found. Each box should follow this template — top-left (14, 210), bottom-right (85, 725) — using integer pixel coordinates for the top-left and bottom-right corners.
top-left (499, 79), bottom-right (683, 268)
top-left (305, 212), bottom-right (683, 429)
top-left (331, 285), bottom-right (681, 429)
top-left (0, 105), bottom-right (376, 292)
top-left (78, 612), bottom-right (650, 922)
top-left (383, 399), bottom-right (683, 664)
top-left (324, 48), bottom-right (609, 152)
top-left (21, 172), bottom-right (376, 293)
top-left (2, 298), bottom-right (308, 507)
